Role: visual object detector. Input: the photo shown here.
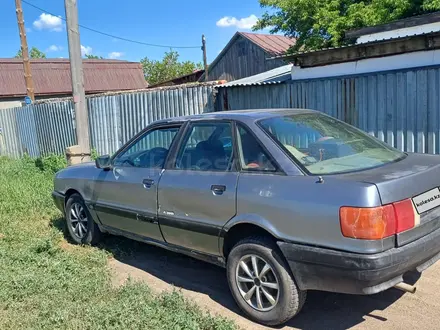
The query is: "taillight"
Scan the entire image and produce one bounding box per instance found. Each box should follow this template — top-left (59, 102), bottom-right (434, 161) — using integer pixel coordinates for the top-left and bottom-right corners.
top-left (393, 199), bottom-right (419, 232)
top-left (340, 199), bottom-right (417, 240)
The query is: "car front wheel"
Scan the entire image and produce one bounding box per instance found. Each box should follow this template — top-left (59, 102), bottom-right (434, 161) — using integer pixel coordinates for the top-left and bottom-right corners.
top-left (65, 193), bottom-right (101, 245)
top-left (226, 237), bottom-right (306, 326)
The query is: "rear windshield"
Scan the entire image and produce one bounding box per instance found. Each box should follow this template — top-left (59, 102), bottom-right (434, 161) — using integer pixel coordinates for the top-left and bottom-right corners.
top-left (259, 113), bottom-right (405, 175)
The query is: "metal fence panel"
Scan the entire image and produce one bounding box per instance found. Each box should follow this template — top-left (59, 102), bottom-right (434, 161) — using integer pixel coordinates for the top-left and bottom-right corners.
top-left (0, 107), bottom-right (21, 157)
top-left (16, 106), bottom-right (39, 157)
top-left (0, 85), bottom-right (216, 158)
top-left (34, 101), bottom-right (76, 156)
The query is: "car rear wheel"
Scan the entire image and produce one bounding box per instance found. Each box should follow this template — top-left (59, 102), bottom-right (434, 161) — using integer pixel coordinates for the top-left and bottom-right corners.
top-left (226, 237), bottom-right (306, 326)
top-left (65, 193), bottom-right (101, 245)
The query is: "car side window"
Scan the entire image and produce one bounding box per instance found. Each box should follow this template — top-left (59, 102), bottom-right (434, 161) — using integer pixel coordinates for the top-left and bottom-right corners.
top-left (236, 124), bottom-right (277, 172)
top-left (113, 126), bottom-right (180, 168)
top-left (175, 122), bottom-right (234, 171)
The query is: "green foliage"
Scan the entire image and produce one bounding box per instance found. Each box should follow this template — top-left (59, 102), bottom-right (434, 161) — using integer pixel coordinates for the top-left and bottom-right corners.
top-left (0, 158), bottom-right (236, 330)
top-left (91, 148), bottom-right (99, 161)
top-left (254, 0), bottom-right (440, 51)
top-left (35, 154), bottom-right (67, 174)
top-left (425, 0), bottom-right (440, 10)
top-left (141, 50), bottom-right (204, 85)
top-left (85, 54), bottom-right (104, 59)
top-left (15, 47), bottom-right (47, 59)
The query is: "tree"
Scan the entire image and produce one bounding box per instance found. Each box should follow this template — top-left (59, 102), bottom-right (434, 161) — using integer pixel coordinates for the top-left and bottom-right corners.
top-left (85, 54), bottom-right (104, 59)
top-left (15, 47), bottom-right (46, 59)
top-left (140, 50), bottom-right (203, 85)
top-left (254, 0), bottom-right (440, 52)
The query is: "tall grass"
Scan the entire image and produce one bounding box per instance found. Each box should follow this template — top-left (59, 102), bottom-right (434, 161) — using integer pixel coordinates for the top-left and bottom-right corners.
top-left (0, 157), bottom-right (236, 330)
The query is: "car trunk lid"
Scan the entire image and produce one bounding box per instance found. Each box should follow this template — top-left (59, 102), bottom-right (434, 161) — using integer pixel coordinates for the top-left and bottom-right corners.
top-left (339, 153), bottom-right (440, 246)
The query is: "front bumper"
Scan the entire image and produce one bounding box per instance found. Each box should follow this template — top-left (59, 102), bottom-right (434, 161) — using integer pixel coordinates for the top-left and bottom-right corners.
top-left (52, 191), bottom-right (65, 213)
top-left (278, 225), bottom-right (440, 295)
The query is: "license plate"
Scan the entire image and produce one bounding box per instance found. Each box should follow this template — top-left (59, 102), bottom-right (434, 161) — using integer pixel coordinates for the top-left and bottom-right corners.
top-left (412, 188), bottom-right (440, 214)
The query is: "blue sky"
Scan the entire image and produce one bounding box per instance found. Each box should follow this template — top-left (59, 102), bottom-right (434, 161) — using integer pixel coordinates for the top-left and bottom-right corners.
top-left (1, 0), bottom-right (267, 64)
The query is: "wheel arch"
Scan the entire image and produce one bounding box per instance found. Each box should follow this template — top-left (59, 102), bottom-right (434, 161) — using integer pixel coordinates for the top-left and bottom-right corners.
top-left (221, 214), bottom-right (283, 259)
top-left (64, 188), bottom-right (81, 206)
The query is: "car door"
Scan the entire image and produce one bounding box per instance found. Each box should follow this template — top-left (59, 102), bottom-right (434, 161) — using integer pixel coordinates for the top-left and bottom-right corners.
top-left (93, 124), bottom-right (182, 242)
top-left (158, 121), bottom-right (238, 255)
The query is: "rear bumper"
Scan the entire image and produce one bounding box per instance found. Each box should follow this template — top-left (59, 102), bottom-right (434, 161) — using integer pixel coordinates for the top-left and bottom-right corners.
top-left (52, 191), bottom-right (65, 213)
top-left (278, 226), bottom-right (440, 295)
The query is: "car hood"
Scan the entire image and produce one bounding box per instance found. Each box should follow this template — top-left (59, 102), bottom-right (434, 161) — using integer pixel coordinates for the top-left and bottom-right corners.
top-left (56, 161), bottom-right (96, 177)
top-left (338, 153), bottom-right (440, 204)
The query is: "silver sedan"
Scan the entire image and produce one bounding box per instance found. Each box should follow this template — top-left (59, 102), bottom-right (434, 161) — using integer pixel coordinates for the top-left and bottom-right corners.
top-left (53, 109), bottom-right (440, 326)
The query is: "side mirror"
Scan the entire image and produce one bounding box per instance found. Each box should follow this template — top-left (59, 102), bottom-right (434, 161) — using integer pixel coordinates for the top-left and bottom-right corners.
top-left (95, 155), bottom-right (112, 170)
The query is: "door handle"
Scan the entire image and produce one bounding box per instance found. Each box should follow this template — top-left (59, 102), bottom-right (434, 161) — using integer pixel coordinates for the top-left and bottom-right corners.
top-left (211, 184), bottom-right (226, 195)
top-left (142, 178), bottom-right (155, 189)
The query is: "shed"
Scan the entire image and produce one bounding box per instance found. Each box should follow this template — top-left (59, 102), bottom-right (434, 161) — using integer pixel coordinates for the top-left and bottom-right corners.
top-left (200, 32), bottom-right (295, 82)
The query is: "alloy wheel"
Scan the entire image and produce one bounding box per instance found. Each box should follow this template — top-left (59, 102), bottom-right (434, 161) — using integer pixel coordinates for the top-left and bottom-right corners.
top-left (68, 202), bottom-right (88, 239)
top-left (235, 254), bottom-right (280, 312)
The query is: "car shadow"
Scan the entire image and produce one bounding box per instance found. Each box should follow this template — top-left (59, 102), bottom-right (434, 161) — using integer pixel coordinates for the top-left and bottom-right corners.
top-left (50, 218), bottom-right (420, 329)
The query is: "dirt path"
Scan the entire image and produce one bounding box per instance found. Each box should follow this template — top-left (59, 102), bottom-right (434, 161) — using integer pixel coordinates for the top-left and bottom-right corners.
top-left (109, 241), bottom-right (440, 330)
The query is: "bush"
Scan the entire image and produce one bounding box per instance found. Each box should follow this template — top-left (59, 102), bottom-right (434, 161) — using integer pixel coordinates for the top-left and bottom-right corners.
top-left (35, 154), bottom-right (67, 173)
top-left (91, 148), bottom-right (99, 161)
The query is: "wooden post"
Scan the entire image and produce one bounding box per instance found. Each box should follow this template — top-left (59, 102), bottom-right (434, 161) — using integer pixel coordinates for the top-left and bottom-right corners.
top-left (202, 35), bottom-right (208, 82)
top-left (65, 0), bottom-right (90, 162)
top-left (15, 0), bottom-right (35, 101)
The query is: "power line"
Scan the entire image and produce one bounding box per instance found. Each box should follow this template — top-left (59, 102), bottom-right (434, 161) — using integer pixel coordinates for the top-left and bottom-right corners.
top-left (21, 0), bottom-right (201, 49)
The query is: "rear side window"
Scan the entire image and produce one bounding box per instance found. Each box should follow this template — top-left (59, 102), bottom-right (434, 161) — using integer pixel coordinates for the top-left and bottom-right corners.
top-left (236, 124), bottom-right (276, 172)
top-left (175, 122), bottom-right (234, 172)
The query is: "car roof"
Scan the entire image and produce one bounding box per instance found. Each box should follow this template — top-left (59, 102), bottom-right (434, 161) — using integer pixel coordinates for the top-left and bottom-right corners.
top-left (154, 108), bottom-right (319, 125)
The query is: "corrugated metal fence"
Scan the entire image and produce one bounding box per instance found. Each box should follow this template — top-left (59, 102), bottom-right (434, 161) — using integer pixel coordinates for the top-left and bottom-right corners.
top-left (2, 67), bottom-right (440, 158)
top-left (217, 65), bottom-right (440, 155)
top-left (0, 85), bottom-right (215, 158)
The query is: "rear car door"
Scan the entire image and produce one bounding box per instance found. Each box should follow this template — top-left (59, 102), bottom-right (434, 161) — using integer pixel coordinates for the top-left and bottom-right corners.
top-left (93, 124), bottom-right (181, 242)
top-left (157, 121), bottom-right (238, 255)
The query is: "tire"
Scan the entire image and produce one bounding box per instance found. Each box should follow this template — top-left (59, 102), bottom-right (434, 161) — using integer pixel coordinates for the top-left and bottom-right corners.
top-left (226, 237), bottom-right (307, 326)
top-left (65, 193), bottom-right (101, 245)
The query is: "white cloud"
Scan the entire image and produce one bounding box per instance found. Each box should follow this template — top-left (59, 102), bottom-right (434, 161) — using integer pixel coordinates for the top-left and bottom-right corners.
top-left (216, 14), bottom-right (258, 29)
top-left (33, 13), bottom-right (63, 32)
top-left (80, 45), bottom-right (93, 56)
top-left (108, 51), bottom-right (123, 59)
top-left (47, 45), bottom-right (63, 52)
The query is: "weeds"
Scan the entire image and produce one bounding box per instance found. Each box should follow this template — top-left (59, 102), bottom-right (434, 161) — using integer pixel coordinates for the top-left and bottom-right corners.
top-left (0, 158), bottom-right (236, 330)
top-left (34, 154), bottom-right (67, 173)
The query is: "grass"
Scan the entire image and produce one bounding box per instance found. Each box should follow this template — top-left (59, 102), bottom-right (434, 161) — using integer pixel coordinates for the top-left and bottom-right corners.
top-left (0, 156), bottom-right (237, 330)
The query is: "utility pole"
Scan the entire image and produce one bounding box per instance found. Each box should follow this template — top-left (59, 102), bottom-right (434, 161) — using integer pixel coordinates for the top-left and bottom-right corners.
top-left (65, 0), bottom-right (90, 162)
top-left (202, 35), bottom-right (208, 82)
top-left (15, 0), bottom-right (35, 101)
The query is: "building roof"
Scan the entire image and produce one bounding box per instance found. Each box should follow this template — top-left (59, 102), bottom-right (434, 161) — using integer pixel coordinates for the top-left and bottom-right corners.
top-left (219, 64), bottom-right (292, 87)
top-left (199, 32), bottom-right (295, 81)
top-left (0, 58), bottom-right (147, 98)
top-left (269, 31), bottom-right (440, 68)
top-left (239, 32), bottom-right (296, 56)
top-left (345, 12), bottom-right (440, 40)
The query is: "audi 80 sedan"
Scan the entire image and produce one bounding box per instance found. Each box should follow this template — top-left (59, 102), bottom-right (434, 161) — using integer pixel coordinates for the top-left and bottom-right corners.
top-left (53, 109), bottom-right (440, 326)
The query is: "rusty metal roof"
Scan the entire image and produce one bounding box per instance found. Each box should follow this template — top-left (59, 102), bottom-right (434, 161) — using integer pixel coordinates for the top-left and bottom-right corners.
top-left (239, 32), bottom-right (296, 56)
top-left (219, 64), bottom-right (292, 87)
top-left (0, 58), bottom-right (147, 98)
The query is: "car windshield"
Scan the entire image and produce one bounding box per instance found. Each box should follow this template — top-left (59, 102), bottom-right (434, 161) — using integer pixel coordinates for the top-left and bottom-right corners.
top-left (259, 113), bottom-right (405, 175)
